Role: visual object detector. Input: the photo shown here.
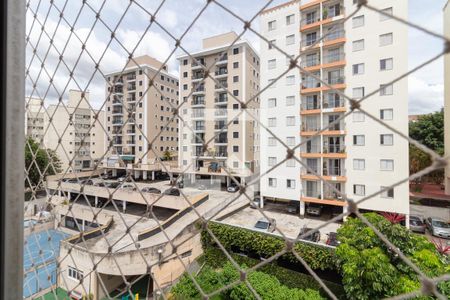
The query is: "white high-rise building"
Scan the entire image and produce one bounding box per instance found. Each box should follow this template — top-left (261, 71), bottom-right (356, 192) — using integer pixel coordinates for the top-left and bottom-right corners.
top-left (259, 0), bottom-right (409, 220)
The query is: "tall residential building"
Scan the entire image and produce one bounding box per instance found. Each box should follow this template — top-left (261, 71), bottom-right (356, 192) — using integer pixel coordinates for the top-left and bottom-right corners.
top-left (444, 0), bottom-right (450, 194)
top-left (45, 90), bottom-right (105, 173)
top-left (104, 55), bottom-right (179, 172)
top-left (26, 97), bottom-right (45, 141)
top-left (177, 32), bottom-right (260, 186)
top-left (260, 0), bottom-right (409, 219)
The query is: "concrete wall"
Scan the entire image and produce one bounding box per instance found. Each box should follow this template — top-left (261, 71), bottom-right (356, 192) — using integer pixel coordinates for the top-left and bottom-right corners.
top-left (444, 0), bottom-right (450, 194)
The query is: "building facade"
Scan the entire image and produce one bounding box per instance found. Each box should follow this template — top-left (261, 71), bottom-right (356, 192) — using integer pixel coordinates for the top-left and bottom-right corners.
top-left (104, 55), bottom-right (179, 170)
top-left (26, 97), bottom-right (45, 141)
top-left (260, 0), bottom-right (409, 219)
top-left (444, 0), bottom-right (450, 194)
top-left (177, 32), bottom-right (260, 186)
top-left (45, 90), bottom-right (105, 173)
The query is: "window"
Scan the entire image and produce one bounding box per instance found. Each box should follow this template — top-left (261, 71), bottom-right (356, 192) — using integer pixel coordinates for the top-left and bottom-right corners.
top-left (286, 75), bottom-right (295, 85)
top-left (183, 72), bottom-right (188, 78)
top-left (233, 76), bottom-right (239, 83)
top-left (233, 161), bottom-right (239, 168)
top-left (182, 146), bottom-right (188, 152)
top-left (381, 187), bottom-right (394, 198)
top-left (286, 136), bottom-right (295, 146)
top-left (353, 87), bottom-right (365, 99)
top-left (380, 109), bottom-right (393, 120)
top-left (268, 157), bottom-right (277, 166)
top-left (380, 58), bottom-right (393, 70)
top-left (380, 7), bottom-right (393, 21)
top-left (379, 33), bottom-right (393, 46)
top-left (268, 20), bottom-right (276, 31)
top-left (353, 111), bottom-right (365, 122)
top-left (286, 14), bottom-right (294, 25)
top-left (380, 84), bottom-right (393, 96)
top-left (353, 159), bottom-right (365, 170)
top-left (268, 137), bottom-right (277, 146)
top-left (286, 34), bottom-right (295, 45)
top-left (233, 132), bottom-right (239, 138)
top-left (268, 178), bottom-right (277, 187)
top-left (233, 62), bottom-right (239, 68)
top-left (268, 98), bottom-right (277, 108)
top-left (268, 117), bottom-right (276, 127)
top-left (353, 184), bottom-right (365, 196)
top-left (286, 116), bottom-right (295, 126)
top-left (286, 159), bottom-right (296, 167)
top-left (233, 47), bottom-right (239, 55)
top-left (380, 159), bottom-right (394, 171)
top-left (380, 134), bottom-right (393, 145)
top-left (233, 103), bottom-right (239, 110)
top-left (352, 15), bottom-right (364, 28)
top-left (352, 63), bottom-right (364, 75)
top-left (268, 59), bottom-right (276, 69)
top-left (286, 96), bottom-right (295, 106)
top-left (183, 84), bottom-right (188, 90)
top-left (353, 135), bottom-right (365, 146)
top-left (233, 90), bottom-right (239, 96)
top-left (352, 39), bottom-right (364, 51)
top-left (287, 179), bottom-right (296, 189)
top-left (68, 266), bottom-right (83, 281)
top-left (233, 146), bottom-right (239, 152)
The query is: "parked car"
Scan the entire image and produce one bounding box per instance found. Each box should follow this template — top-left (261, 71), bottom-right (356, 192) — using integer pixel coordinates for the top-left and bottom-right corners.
top-left (81, 179), bottom-right (94, 185)
top-left (94, 182), bottom-right (106, 187)
top-left (409, 215), bottom-right (426, 234)
top-left (120, 183), bottom-right (136, 191)
top-left (141, 187), bottom-right (161, 194)
top-left (297, 226), bottom-right (320, 243)
top-left (250, 196), bottom-right (261, 209)
top-left (177, 180), bottom-right (184, 188)
top-left (117, 176), bottom-right (127, 183)
top-left (106, 182), bottom-right (121, 189)
top-left (425, 217), bottom-right (450, 239)
top-left (227, 184), bottom-right (239, 193)
top-left (306, 203), bottom-right (323, 216)
top-left (326, 232), bottom-right (340, 246)
top-left (101, 173), bottom-right (112, 180)
top-left (65, 178), bottom-right (79, 183)
top-left (197, 184), bottom-right (207, 190)
top-left (254, 218), bottom-right (276, 233)
top-left (164, 188), bottom-right (181, 196)
top-left (287, 200), bottom-right (299, 214)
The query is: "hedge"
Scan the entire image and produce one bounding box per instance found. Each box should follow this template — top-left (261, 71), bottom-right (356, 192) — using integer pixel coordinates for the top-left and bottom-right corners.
top-left (202, 247), bottom-right (346, 299)
top-left (202, 221), bottom-right (338, 271)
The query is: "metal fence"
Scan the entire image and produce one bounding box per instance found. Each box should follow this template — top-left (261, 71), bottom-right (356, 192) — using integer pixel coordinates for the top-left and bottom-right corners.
top-left (20, 0), bottom-right (450, 299)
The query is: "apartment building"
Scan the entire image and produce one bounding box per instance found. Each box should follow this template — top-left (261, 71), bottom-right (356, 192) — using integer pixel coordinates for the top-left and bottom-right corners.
top-left (177, 32), bottom-right (260, 187)
top-left (260, 0), bottom-right (409, 220)
top-left (104, 55), bottom-right (179, 178)
top-left (45, 90), bottom-right (105, 173)
top-left (444, 0), bottom-right (450, 194)
top-left (26, 97), bottom-right (45, 141)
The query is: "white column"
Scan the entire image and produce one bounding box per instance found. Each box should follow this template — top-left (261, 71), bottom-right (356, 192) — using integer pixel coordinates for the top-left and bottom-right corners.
top-left (299, 201), bottom-right (305, 218)
top-left (112, 169), bottom-right (117, 177)
top-left (143, 171), bottom-right (147, 180)
top-left (226, 176), bottom-right (230, 186)
top-left (58, 190), bottom-right (61, 197)
top-left (134, 170), bottom-right (139, 179)
top-left (151, 171), bottom-right (155, 181)
top-left (404, 214), bottom-right (410, 229)
top-left (210, 176), bottom-right (214, 185)
top-left (94, 196), bottom-right (98, 208)
top-left (67, 192), bottom-right (71, 201)
top-left (122, 201), bottom-right (126, 213)
top-left (260, 196), bottom-right (264, 208)
top-left (343, 205), bottom-right (348, 221)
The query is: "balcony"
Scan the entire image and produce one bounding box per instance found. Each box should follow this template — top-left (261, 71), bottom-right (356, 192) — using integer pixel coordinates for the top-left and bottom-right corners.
top-left (216, 53), bottom-right (228, 65)
top-left (114, 78), bottom-right (124, 86)
top-left (191, 111), bottom-right (205, 119)
top-left (192, 71), bottom-right (205, 82)
top-left (215, 82), bottom-right (228, 90)
top-left (301, 78), bottom-right (321, 93)
top-left (214, 68), bottom-right (228, 78)
top-left (126, 140), bottom-right (136, 145)
top-left (323, 145), bottom-right (346, 158)
top-left (214, 123), bottom-right (227, 131)
top-left (300, 102), bottom-right (321, 115)
top-left (301, 56), bottom-right (320, 70)
top-left (127, 96), bottom-right (136, 102)
top-left (192, 85), bottom-right (205, 95)
top-left (127, 73), bottom-right (136, 81)
top-left (214, 137), bottom-right (228, 144)
top-left (191, 60), bottom-right (205, 70)
top-left (215, 95), bottom-right (228, 104)
top-left (112, 108), bottom-right (123, 115)
top-left (301, 38), bottom-right (320, 49)
top-left (193, 126), bottom-right (205, 131)
top-left (112, 99), bottom-right (122, 106)
top-left (191, 99), bottom-right (205, 106)
top-left (323, 29), bottom-right (345, 46)
top-left (112, 119), bottom-right (123, 125)
top-left (127, 84), bottom-right (136, 91)
top-left (323, 52), bottom-right (345, 65)
top-left (214, 109), bottom-right (228, 118)
top-left (126, 129), bottom-right (136, 135)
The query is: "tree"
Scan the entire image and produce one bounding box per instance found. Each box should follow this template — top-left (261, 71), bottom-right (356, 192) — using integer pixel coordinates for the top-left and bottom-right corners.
top-left (336, 213), bottom-right (449, 300)
top-left (25, 137), bottom-right (62, 188)
top-left (409, 110), bottom-right (444, 155)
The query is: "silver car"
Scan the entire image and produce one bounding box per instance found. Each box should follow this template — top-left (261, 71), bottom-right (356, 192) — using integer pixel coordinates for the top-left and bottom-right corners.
top-left (425, 217), bottom-right (450, 239)
top-left (254, 218), bottom-right (276, 233)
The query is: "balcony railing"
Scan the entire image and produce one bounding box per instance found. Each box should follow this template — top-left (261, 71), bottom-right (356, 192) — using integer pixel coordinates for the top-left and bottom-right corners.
top-left (301, 122), bottom-right (320, 131)
top-left (301, 102), bottom-right (321, 110)
top-left (215, 69), bottom-right (228, 76)
top-left (323, 98), bottom-right (344, 109)
top-left (214, 123), bottom-right (227, 130)
top-left (301, 38), bottom-right (318, 47)
top-left (325, 76), bottom-right (345, 85)
top-left (214, 110), bottom-right (227, 117)
top-left (301, 79), bottom-right (321, 89)
top-left (215, 82), bottom-right (228, 89)
top-left (112, 119), bottom-right (123, 125)
top-left (300, 16), bottom-right (321, 27)
top-left (301, 56), bottom-right (320, 68)
top-left (323, 29), bottom-right (345, 42)
top-left (193, 126), bottom-right (205, 131)
top-left (191, 100), bottom-right (205, 106)
top-left (127, 74), bottom-right (136, 80)
top-left (324, 121), bottom-right (344, 131)
top-left (323, 167), bottom-right (344, 176)
top-left (305, 189), bottom-right (321, 198)
top-left (214, 138), bottom-right (228, 143)
top-left (191, 111), bottom-right (205, 118)
top-left (192, 72), bottom-right (205, 80)
top-left (304, 144), bottom-right (320, 153)
top-left (323, 52), bottom-right (345, 64)
top-left (323, 145), bottom-right (345, 153)
top-left (215, 96), bottom-right (228, 103)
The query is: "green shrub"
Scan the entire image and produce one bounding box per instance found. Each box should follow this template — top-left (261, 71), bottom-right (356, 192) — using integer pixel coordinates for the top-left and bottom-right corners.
top-left (202, 222), bottom-right (337, 271)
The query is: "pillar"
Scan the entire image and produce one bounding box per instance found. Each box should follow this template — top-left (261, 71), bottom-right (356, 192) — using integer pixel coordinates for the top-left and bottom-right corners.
top-left (58, 190), bottom-right (61, 197)
top-left (260, 196), bottom-right (264, 209)
top-left (226, 176), bottom-right (230, 187)
top-left (191, 174), bottom-right (196, 184)
top-left (94, 196), bottom-right (98, 208)
top-left (210, 176), bottom-right (214, 185)
top-left (151, 171), bottom-right (155, 181)
top-left (112, 169), bottom-right (117, 177)
top-left (134, 170), bottom-right (140, 180)
top-left (122, 200), bottom-right (126, 213)
top-left (299, 201), bottom-right (305, 218)
top-left (343, 205), bottom-right (348, 221)
top-left (404, 214), bottom-right (410, 229)
top-left (143, 171), bottom-right (148, 180)
top-left (67, 192), bottom-right (71, 201)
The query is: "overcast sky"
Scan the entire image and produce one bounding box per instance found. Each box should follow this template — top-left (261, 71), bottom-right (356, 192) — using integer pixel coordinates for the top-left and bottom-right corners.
top-left (26, 0), bottom-right (447, 114)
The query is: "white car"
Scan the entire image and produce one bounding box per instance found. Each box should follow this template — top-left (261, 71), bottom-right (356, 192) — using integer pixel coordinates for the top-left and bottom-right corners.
top-left (120, 183), bottom-right (136, 191)
top-left (227, 185), bottom-right (239, 192)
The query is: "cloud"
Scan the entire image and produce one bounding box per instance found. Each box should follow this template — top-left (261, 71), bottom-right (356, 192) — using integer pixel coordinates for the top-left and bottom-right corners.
top-left (408, 75), bottom-right (443, 114)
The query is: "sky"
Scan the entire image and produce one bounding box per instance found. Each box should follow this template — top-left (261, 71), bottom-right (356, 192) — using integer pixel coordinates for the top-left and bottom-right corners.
top-left (25, 0), bottom-right (448, 114)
